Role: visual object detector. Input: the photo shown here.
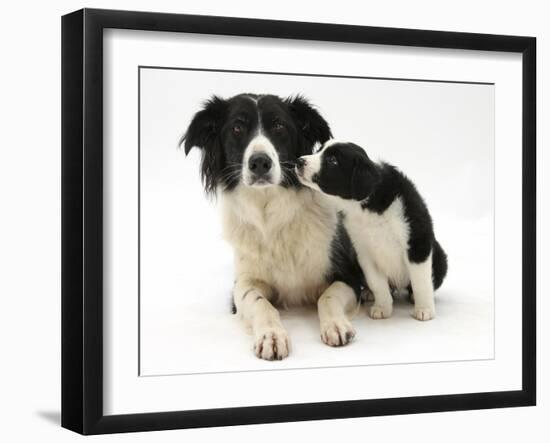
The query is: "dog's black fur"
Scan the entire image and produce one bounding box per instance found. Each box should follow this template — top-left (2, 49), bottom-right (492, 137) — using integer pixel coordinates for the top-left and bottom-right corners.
top-left (303, 142), bottom-right (448, 290)
top-left (183, 93), bottom-right (332, 194)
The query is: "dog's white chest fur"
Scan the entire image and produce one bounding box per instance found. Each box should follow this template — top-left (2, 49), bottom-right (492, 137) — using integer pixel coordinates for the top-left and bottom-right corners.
top-left (343, 197), bottom-right (410, 288)
top-left (221, 185), bottom-right (336, 306)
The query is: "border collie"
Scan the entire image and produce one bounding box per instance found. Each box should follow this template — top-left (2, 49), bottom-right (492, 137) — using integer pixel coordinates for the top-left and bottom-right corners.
top-left (183, 95), bottom-right (363, 360)
top-left (296, 141), bottom-right (448, 321)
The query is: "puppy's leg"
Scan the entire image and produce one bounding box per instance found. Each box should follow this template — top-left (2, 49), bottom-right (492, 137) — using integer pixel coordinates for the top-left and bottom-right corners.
top-left (318, 281), bottom-right (358, 347)
top-left (360, 257), bottom-right (393, 319)
top-left (234, 278), bottom-right (289, 360)
top-left (407, 253), bottom-right (435, 321)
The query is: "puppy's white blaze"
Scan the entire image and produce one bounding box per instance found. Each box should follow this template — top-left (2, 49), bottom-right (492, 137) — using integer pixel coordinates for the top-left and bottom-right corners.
top-left (298, 139), bottom-right (343, 186)
top-left (296, 153), bottom-right (322, 192)
top-left (242, 133), bottom-right (282, 186)
top-left (304, 153), bottom-right (322, 176)
top-left (311, 137), bottom-right (338, 153)
top-left (320, 139), bottom-right (340, 150)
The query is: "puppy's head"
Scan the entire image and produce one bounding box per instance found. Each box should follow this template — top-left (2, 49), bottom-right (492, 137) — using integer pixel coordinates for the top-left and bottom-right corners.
top-left (182, 94), bottom-right (332, 194)
top-left (296, 141), bottom-right (380, 201)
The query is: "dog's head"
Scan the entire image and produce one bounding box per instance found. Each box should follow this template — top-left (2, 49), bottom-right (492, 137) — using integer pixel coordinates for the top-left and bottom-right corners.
top-left (182, 94), bottom-right (332, 194)
top-left (295, 141), bottom-right (380, 201)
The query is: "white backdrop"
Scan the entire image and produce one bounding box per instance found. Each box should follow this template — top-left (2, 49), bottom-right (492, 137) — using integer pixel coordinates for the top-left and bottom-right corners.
top-left (103, 28), bottom-right (523, 415)
top-left (139, 67), bottom-right (495, 376)
top-left (0, 1), bottom-right (547, 442)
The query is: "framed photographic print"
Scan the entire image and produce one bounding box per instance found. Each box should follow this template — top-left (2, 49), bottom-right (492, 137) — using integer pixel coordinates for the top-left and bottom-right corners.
top-left (61, 8), bottom-right (536, 435)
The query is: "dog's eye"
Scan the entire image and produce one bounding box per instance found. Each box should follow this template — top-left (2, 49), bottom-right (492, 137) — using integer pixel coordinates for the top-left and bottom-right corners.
top-left (326, 155), bottom-right (338, 166)
top-left (232, 124), bottom-right (244, 136)
top-left (273, 121), bottom-right (286, 132)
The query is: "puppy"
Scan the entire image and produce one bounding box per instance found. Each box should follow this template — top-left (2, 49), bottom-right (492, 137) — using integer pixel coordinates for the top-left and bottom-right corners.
top-left (183, 96), bottom-right (363, 360)
top-left (296, 141), bottom-right (448, 321)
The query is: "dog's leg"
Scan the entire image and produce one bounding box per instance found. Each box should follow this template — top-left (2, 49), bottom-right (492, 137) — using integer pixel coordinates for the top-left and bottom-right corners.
top-left (361, 286), bottom-right (375, 302)
top-left (318, 281), bottom-right (358, 347)
top-left (407, 253), bottom-right (435, 321)
top-left (234, 278), bottom-right (290, 360)
top-left (360, 257), bottom-right (393, 319)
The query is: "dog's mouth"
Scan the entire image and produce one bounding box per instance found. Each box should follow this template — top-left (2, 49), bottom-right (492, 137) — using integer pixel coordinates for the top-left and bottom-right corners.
top-left (295, 164), bottom-right (323, 193)
top-left (248, 177), bottom-right (274, 187)
top-left (243, 161), bottom-right (283, 188)
top-left (243, 171), bottom-right (279, 188)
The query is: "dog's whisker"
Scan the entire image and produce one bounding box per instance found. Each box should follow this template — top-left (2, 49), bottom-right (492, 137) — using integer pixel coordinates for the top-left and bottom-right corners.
top-left (218, 168), bottom-right (243, 188)
top-left (219, 172), bottom-right (241, 185)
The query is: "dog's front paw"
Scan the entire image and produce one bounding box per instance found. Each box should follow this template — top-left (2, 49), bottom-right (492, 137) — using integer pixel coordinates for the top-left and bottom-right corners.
top-left (254, 327), bottom-right (290, 360)
top-left (320, 319), bottom-right (356, 347)
top-left (413, 306), bottom-right (435, 321)
top-left (369, 304), bottom-right (393, 319)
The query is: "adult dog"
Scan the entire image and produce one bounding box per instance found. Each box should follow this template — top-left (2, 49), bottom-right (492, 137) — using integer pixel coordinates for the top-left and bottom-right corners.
top-left (183, 94), bottom-right (363, 360)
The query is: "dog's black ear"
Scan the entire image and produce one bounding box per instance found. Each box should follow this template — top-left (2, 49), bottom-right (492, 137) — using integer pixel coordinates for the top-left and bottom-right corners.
top-left (181, 95), bottom-right (227, 154)
top-left (286, 95), bottom-right (332, 155)
top-left (181, 96), bottom-right (228, 194)
top-left (350, 156), bottom-right (380, 201)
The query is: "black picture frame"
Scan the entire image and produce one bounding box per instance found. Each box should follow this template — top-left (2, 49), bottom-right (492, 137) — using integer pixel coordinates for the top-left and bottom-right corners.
top-left (61, 8), bottom-right (536, 435)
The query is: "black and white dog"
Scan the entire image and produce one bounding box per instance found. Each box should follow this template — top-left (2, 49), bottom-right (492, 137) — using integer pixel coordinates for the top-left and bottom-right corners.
top-left (296, 141), bottom-right (448, 321)
top-left (183, 95), bottom-right (363, 360)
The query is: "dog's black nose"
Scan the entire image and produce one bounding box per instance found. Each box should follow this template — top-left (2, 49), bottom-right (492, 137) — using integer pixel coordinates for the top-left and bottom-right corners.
top-left (248, 153), bottom-right (272, 176)
top-left (296, 157), bottom-right (306, 171)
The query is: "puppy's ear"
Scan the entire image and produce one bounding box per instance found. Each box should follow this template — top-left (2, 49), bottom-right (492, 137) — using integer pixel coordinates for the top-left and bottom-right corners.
top-left (286, 95), bottom-right (332, 155)
top-left (181, 96), bottom-right (228, 194)
top-left (350, 156), bottom-right (380, 201)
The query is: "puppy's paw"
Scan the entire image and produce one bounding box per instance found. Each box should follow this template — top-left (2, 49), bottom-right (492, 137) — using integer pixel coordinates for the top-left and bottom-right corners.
top-left (413, 306), bottom-right (435, 321)
top-left (320, 319), bottom-right (356, 347)
top-left (369, 304), bottom-right (393, 319)
top-left (254, 327), bottom-right (290, 360)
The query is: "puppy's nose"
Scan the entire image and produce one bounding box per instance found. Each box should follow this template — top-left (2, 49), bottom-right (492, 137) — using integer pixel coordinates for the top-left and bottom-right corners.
top-left (248, 153), bottom-right (272, 176)
top-left (296, 157), bottom-right (306, 171)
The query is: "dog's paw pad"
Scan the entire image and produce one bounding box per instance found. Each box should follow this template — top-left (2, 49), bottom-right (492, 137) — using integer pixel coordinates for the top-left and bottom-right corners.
top-left (369, 304), bottom-right (393, 319)
top-left (320, 320), bottom-right (356, 347)
top-left (413, 306), bottom-right (435, 321)
top-left (254, 327), bottom-right (290, 360)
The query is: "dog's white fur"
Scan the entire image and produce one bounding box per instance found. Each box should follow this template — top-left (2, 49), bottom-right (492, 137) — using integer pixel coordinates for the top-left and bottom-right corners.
top-left (222, 185), bottom-right (334, 307)
top-left (242, 133), bottom-right (282, 187)
top-left (221, 183), bottom-right (358, 358)
top-left (317, 281), bottom-right (357, 346)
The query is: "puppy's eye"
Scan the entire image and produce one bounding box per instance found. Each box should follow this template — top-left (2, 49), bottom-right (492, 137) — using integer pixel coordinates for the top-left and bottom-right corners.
top-left (326, 155), bottom-right (338, 166)
top-left (232, 124), bottom-right (244, 136)
top-left (273, 121), bottom-right (286, 132)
